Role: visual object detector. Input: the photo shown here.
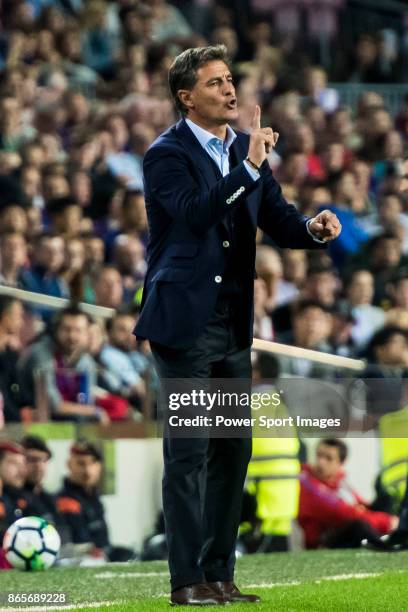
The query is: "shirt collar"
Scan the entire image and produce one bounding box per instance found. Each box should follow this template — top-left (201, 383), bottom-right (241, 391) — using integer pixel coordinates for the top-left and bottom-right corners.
top-left (185, 118), bottom-right (237, 152)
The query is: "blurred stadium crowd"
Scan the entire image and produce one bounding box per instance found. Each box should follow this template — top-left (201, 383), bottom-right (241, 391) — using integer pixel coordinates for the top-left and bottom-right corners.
top-left (0, 0), bottom-right (407, 425)
top-left (0, 0), bottom-right (407, 563)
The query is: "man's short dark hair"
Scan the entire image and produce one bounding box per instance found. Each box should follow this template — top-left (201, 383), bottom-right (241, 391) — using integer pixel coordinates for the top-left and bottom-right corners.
top-left (319, 438), bottom-right (348, 463)
top-left (106, 305), bottom-right (139, 333)
top-left (291, 299), bottom-right (330, 319)
top-left (368, 325), bottom-right (408, 353)
top-left (52, 303), bottom-right (93, 333)
top-left (21, 435), bottom-right (52, 459)
top-left (168, 45), bottom-right (231, 116)
top-left (46, 196), bottom-right (79, 216)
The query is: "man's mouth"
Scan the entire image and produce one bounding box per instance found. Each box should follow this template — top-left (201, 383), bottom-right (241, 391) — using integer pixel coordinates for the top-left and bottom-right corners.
top-left (226, 98), bottom-right (237, 109)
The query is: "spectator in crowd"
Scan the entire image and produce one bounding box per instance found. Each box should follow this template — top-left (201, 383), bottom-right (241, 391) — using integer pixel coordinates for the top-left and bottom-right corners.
top-left (386, 275), bottom-right (408, 330)
top-left (17, 305), bottom-right (108, 422)
top-left (280, 249), bottom-right (307, 301)
top-left (56, 441), bottom-right (135, 561)
top-left (112, 234), bottom-right (146, 294)
top-left (277, 300), bottom-right (333, 376)
top-left (92, 265), bottom-right (124, 309)
top-left (0, 441), bottom-right (28, 540)
top-left (273, 265), bottom-right (338, 335)
top-left (45, 196), bottom-right (84, 239)
top-left (82, 233), bottom-right (105, 276)
top-left (0, 0), bottom-right (405, 420)
top-left (342, 269), bottom-right (386, 349)
top-left (0, 296), bottom-right (25, 422)
top-left (98, 308), bottom-right (147, 412)
top-left (298, 438), bottom-right (398, 549)
top-left (0, 204), bottom-right (28, 236)
top-left (0, 231), bottom-right (28, 287)
top-left (362, 326), bottom-right (408, 416)
top-left (329, 302), bottom-right (357, 358)
top-left (61, 237), bottom-right (88, 301)
top-left (105, 189), bottom-right (148, 255)
top-left (253, 279), bottom-right (274, 341)
top-left (20, 435), bottom-right (61, 529)
top-left (355, 233), bottom-right (408, 306)
top-left (255, 245), bottom-right (297, 313)
top-left (20, 233), bottom-right (69, 320)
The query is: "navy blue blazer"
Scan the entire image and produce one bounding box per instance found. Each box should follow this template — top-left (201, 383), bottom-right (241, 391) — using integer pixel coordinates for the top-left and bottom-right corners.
top-left (134, 119), bottom-right (324, 349)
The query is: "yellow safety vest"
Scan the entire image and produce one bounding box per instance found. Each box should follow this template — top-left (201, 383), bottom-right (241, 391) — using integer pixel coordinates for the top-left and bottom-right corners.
top-left (379, 404), bottom-right (408, 503)
top-left (246, 388), bottom-right (300, 536)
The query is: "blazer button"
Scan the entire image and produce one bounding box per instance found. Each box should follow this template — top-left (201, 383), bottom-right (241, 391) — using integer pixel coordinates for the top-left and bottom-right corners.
top-left (215, 275), bottom-right (222, 283)
top-left (222, 241), bottom-right (230, 248)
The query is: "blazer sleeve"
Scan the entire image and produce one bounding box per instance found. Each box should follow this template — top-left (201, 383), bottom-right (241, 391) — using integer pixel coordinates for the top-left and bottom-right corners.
top-left (143, 144), bottom-right (260, 236)
top-left (257, 162), bottom-right (326, 250)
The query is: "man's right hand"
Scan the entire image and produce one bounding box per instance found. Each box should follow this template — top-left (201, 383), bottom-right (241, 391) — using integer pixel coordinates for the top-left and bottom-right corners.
top-left (247, 105), bottom-right (279, 168)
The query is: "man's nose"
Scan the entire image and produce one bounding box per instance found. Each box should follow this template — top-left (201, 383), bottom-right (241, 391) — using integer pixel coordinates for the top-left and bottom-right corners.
top-left (223, 81), bottom-right (234, 96)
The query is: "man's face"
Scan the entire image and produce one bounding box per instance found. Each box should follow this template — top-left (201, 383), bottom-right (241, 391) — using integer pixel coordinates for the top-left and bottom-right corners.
top-left (376, 333), bottom-right (408, 366)
top-left (1, 300), bottom-right (24, 336)
top-left (37, 237), bottom-right (65, 272)
top-left (95, 269), bottom-right (123, 308)
top-left (0, 234), bottom-right (27, 269)
top-left (25, 449), bottom-right (49, 486)
top-left (314, 443), bottom-right (342, 480)
top-left (84, 237), bottom-right (105, 267)
top-left (180, 60), bottom-right (238, 125)
top-left (123, 195), bottom-right (147, 230)
top-left (54, 205), bottom-right (82, 237)
top-left (56, 314), bottom-right (90, 357)
top-left (348, 271), bottom-right (374, 305)
top-left (68, 455), bottom-right (102, 488)
top-left (307, 272), bottom-right (337, 306)
top-left (293, 307), bottom-right (331, 348)
top-left (400, 160), bottom-right (408, 194)
top-left (110, 315), bottom-right (137, 352)
top-left (0, 452), bottom-right (27, 488)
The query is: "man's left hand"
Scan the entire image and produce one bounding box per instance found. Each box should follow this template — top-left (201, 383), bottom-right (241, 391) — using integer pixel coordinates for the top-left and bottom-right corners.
top-left (308, 210), bottom-right (342, 242)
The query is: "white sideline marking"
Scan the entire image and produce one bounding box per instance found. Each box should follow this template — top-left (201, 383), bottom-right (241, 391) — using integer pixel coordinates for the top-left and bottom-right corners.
top-left (3, 601), bottom-right (118, 612)
top-left (315, 572), bottom-right (381, 583)
top-left (95, 571), bottom-right (168, 579)
top-left (246, 571), bottom-right (382, 588)
top-left (245, 581), bottom-right (301, 588)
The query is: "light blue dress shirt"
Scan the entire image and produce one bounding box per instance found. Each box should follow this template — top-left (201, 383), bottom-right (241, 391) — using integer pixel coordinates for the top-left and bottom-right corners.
top-left (185, 118), bottom-right (259, 181)
top-left (185, 118), bottom-right (324, 242)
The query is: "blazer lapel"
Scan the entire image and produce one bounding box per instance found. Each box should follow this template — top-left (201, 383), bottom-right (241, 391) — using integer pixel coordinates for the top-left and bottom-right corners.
top-left (175, 119), bottom-right (222, 187)
top-left (175, 119), bottom-right (231, 236)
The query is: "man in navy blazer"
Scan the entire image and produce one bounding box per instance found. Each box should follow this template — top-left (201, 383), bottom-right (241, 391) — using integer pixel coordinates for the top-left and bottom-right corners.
top-left (134, 45), bottom-right (341, 606)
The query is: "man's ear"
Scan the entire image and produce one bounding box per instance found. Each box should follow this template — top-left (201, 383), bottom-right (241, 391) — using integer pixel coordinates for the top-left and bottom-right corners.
top-left (178, 89), bottom-right (194, 111)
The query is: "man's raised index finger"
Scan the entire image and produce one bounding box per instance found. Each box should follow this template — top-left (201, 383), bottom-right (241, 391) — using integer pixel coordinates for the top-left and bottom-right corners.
top-left (252, 104), bottom-right (261, 130)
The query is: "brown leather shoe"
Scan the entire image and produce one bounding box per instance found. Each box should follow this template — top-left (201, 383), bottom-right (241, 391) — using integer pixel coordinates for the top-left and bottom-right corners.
top-left (208, 581), bottom-right (260, 603)
top-left (170, 583), bottom-right (227, 606)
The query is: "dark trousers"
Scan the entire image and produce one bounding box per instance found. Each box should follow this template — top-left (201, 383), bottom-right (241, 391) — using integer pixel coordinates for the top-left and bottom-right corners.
top-left (150, 299), bottom-right (252, 591)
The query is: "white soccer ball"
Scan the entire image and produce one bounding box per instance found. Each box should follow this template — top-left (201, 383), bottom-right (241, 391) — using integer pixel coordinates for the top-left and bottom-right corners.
top-left (3, 516), bottom-right (61, 570)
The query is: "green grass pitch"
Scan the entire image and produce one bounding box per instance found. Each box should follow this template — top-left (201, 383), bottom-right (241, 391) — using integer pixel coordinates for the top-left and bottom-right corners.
top-left (2, 550), bottom-right (408, 611)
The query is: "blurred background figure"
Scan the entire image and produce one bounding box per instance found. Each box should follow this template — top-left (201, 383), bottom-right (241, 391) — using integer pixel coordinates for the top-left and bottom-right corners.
top-left (298, 438), bottom-right (398, 549)
top-left (56, 441), bottom-right (136, 562)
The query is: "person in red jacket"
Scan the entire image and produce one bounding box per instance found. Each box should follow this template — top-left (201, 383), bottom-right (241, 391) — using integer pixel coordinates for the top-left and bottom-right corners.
top-left (299, 438), bottom-right (398, 549)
